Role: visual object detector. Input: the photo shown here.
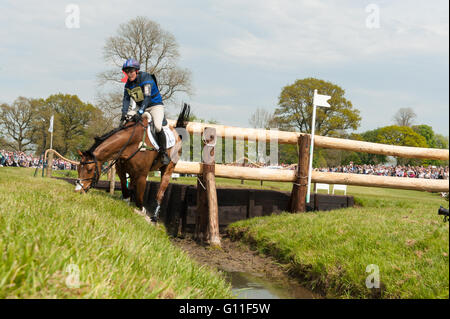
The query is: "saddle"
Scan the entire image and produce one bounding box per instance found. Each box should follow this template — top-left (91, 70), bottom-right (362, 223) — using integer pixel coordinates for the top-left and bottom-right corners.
top-left (126, 110), bottom-right (174, 151)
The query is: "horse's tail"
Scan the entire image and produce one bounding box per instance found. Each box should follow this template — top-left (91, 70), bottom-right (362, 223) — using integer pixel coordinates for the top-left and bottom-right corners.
top-left (175, 103), bottom-right (191, 129)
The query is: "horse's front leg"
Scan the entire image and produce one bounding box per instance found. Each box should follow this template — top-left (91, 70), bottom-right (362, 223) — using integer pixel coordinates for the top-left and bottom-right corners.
top-left (135, 174), bottom-right (147, 210)
top-left (151, 163), bottom-right (175, 223)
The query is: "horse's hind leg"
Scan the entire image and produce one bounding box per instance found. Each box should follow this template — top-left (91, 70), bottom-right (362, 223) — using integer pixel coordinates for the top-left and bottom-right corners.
top-left (151, 163), bottom-right (175, 222)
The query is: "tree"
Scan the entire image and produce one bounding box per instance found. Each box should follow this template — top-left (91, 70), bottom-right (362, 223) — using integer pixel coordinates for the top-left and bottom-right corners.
top-left (0, 135), bottom-right (9, 150)
top-left (412, 124), bottom-right (436, 148)
top-left (393, 107), bottom-right (416, 127)
top-left (0, 97), bottom-right (40, 152)
top-left (373, 125), bottom-right (428, 148)
top-left (98, 16), bottom-right (193, 118)
top-left (42, 94), bottom-right (108, 157)
top-left (249, 108), bottom-right (274, 129)
top-left (434, 134), bottom-right (449, 150)
top-left (28, 98), bottom-right (52, 155)
top-left (273, 78), bottom-right (361, 136)
top-left (362, 125), bottom-right (428, 166)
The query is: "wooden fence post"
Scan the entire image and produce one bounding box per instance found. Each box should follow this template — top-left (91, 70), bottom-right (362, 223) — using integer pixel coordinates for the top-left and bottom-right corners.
top-left (46, 150), bottom-right (54, 177)
top-left (202, 127), bottom-right (220, 247)
top-left (290, 134), bottom-right (311, 212)
top-left (109, 164), bottom-right (116, 194)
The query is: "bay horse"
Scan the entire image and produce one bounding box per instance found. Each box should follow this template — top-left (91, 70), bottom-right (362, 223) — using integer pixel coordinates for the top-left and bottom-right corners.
top-left (75, 104), bottom-right (190, 223)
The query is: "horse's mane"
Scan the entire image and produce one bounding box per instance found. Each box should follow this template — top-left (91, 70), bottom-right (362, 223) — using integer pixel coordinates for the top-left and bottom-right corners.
top-left (86, 126), bottom-right (125, 155)
top-left (84, 103), bottom-right (191, 156)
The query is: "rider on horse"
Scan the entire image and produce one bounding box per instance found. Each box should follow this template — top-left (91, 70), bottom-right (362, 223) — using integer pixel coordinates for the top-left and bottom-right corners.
top-left (121, 58), bottom-right (170, 165)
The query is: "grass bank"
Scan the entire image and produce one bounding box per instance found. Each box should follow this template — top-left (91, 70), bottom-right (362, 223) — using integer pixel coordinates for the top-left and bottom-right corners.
top-left (46, 168), bottom-right (450, 298)
top-left (0, 167), bottom-right (233, 298)
top-left (227, 187), bottom-right (449, 298)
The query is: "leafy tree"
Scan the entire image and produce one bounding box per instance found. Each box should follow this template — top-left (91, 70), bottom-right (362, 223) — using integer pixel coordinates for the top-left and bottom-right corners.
top-left (0, 97), bottom-right (40, 152)
top-left (412, 124), bottom-right (436, 148)
top-left (273, 78), bottom-right (361, 136)
top-left (362, 125), bottom-right (428, 166)
top-left (373, 125), bottom-right (427, 148)
top-left (434, 134), bottom-right (449, 150)
top-left (43, 94), bottom-right (108, 157)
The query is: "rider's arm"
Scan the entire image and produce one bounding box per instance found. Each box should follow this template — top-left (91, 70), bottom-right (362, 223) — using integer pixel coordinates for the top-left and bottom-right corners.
top-left (122, 87), bottom-right (130, 116)
top-left (138, 73), bottom-right (153, 114)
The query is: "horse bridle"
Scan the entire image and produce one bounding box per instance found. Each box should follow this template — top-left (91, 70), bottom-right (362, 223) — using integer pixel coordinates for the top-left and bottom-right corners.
top-left (77, 119), bottom-right (148, 193)
top-left (76, 156), bottom-right (101, 193)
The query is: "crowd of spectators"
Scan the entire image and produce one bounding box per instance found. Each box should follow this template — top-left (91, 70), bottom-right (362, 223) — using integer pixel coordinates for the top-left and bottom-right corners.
top-left (316, 162), bottom-right (449, 180)
top-left (0, 150), bottom-right (76, 170)
top-left (225, 161), bottom-right (296, 169)
top-left (224, 160), bottom-right (449, 180)
top-left (2, 149), bottom-right (449, 180)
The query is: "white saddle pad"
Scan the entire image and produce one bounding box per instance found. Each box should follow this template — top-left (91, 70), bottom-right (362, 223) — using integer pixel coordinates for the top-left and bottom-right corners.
top-left (148, 126), bottom-right (176, 151)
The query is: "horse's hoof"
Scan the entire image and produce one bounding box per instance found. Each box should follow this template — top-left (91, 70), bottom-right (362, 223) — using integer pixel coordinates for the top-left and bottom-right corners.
top-left (144, 215), bottom-right (152, 224)
top-left (134, 207), bottom-right (146, 217)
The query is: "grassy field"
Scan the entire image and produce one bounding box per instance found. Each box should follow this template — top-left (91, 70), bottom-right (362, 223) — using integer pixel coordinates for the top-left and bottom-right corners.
top-left (228, 186), bottom-right (449, 298)
top-left (0, 167), bottom-right (233, 298)
top-left (16, 168), bottom-right (450, 298)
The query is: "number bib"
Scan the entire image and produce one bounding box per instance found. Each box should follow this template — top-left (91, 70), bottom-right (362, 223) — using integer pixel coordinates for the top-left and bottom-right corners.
top-left (126, 86), bottom-right (145, 103)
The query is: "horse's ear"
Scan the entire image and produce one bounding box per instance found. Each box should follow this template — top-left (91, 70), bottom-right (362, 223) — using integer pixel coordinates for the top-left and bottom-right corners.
top-left (77, 150), bottom-right (83, 157)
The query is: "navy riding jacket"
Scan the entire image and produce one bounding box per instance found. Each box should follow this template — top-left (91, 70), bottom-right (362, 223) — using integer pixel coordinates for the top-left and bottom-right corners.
top-left (122, 71), bottom-right (163, 115)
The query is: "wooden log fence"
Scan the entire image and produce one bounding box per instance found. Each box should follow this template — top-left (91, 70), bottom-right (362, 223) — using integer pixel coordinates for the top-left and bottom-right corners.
top-left (44, 120), bottom-right (449, 246)
top-left (173, 161), bottom-right (449, 192)
top-left (43, 149), bottom-right (117, 193)
top-left (168, 120), bottom-right (449, 160)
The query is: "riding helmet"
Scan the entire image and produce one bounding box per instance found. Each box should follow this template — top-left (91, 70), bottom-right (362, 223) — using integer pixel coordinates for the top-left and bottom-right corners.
top-left (122, 58), bottom-right (140, 71)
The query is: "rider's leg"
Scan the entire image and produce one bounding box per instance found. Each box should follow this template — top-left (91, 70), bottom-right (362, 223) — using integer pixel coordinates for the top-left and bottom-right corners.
top-left (149, 105), bottom-right (170, 165)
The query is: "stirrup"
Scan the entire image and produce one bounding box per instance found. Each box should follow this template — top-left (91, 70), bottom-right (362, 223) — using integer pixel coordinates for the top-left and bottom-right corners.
top-left (160, 151), bottom-right (170, 165)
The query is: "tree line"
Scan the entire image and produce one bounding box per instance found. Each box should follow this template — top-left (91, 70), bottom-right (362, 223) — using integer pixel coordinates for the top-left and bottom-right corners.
top-left (248, 78), bottom-right (448, 167)
top-left (0, 94), bottom-right (112, 158)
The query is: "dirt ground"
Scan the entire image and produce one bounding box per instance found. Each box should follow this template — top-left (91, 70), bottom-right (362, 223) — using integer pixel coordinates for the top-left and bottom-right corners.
top-left (171, 234), bottom-right (288, 277)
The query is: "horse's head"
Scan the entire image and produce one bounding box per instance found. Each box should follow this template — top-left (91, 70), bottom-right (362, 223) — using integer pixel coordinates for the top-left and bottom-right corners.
top-left (75, 150), bottom-right (100, 193)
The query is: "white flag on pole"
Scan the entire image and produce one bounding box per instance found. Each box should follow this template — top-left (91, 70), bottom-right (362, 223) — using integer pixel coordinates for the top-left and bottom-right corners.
top-left (48, 115), bottom-right (54, 133)
top-left (313, 91), bottom-right (331, 108)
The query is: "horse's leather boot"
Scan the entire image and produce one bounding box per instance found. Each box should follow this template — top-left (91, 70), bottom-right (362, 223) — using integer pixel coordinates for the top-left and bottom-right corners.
top-left (157, 130), bottom-right (170, 165)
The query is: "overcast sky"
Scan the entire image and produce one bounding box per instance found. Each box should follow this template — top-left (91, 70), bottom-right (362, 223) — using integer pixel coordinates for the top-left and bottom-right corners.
top-left (1, 0), bottom-right (448, 136)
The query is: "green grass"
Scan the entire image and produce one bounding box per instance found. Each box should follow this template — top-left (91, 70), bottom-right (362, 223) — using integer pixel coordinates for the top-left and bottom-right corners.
top-left (0, 167), bottom-right (233, 299)
top-left (41, 168), bottom-right (450, 298)
top-left (227, 186), bottom-right (449, 298)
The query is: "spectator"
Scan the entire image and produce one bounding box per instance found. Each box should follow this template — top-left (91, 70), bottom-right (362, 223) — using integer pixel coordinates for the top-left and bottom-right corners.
top-left (0, 149), bottom-right (77, 171)
top-left (317, 163), bottom-right (448, 180)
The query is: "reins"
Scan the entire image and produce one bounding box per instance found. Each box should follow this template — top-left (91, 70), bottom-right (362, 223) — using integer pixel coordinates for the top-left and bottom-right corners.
top-left (78, 119), bottom-right (151, 192)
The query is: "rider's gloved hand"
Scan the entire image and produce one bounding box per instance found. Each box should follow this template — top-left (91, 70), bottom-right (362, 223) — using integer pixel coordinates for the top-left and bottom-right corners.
top-left (132, 111), bottom-right (142, 122)
top-left (119, 114), bottom-right (126, 127)
top-left (137, 108), bottom-right (144, 116)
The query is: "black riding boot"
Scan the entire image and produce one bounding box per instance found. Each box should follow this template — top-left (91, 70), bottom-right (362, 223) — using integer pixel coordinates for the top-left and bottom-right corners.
top-left (157, 130), bottom-right (171, 165)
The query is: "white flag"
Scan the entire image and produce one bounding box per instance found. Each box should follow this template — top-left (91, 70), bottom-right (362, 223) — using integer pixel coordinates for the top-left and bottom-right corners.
top-left (48, 115), bottom-right (54, 133)
top-left (313, 91), bottom-right (331, 108)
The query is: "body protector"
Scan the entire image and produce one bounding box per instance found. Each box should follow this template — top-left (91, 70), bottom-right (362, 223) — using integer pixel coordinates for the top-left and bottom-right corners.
top-left (122, 71), bottom-right (163, 116)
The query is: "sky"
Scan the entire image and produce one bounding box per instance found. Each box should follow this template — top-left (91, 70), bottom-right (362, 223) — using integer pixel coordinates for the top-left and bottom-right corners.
top-left (1, 0), bottom-right (448, 136)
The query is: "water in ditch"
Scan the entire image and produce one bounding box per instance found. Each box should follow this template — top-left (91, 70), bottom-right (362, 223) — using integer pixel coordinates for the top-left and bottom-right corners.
top-left (222, 271), bottom-right (321, 299)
